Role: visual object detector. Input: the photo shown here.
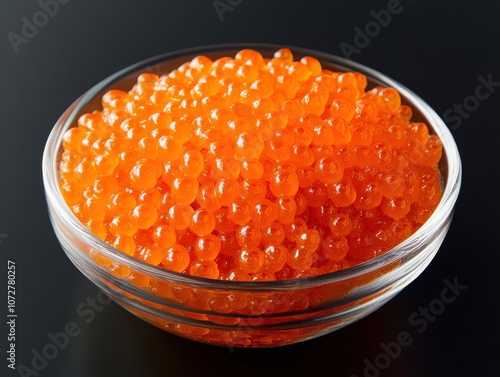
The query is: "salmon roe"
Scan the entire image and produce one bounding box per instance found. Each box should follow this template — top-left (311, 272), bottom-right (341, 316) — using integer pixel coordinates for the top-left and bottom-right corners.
top-left (59, 48), bottom-right (443, 281)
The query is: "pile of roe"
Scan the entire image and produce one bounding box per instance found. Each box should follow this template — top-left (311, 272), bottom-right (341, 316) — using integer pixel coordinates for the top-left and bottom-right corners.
top-left (59, 48), bottom-right (443, 282)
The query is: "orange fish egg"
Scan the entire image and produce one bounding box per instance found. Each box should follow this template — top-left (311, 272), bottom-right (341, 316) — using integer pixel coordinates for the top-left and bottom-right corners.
top-left (59, 48), bottom-right (443, 281)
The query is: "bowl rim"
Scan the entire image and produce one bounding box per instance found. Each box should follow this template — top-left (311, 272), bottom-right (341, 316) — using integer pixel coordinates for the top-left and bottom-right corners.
top-left (42, 42), bottom-right (462, 290)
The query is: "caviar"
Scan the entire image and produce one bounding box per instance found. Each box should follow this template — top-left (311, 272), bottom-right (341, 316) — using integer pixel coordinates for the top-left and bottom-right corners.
top-left (59, 48), bottom-right (443, 282)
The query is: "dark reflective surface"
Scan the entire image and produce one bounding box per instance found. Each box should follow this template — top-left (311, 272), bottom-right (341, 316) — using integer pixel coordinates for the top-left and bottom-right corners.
top-left (1, 1), bottom-right (498, 376)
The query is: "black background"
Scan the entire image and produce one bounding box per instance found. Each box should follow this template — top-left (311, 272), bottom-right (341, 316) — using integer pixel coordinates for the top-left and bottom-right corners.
top-left (1, 1), bottom-right (499, 376)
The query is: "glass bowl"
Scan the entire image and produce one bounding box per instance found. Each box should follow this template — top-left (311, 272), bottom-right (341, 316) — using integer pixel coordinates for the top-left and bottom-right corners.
top-left (42, 43), bottom-right (461, 348)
